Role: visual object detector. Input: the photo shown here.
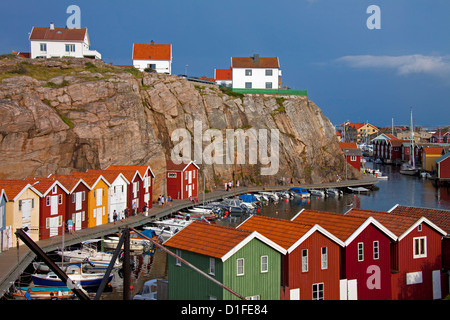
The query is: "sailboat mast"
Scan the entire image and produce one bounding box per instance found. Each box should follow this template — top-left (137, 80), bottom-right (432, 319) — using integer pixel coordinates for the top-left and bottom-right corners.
top-left (410, 108), bottom-right (415, 168)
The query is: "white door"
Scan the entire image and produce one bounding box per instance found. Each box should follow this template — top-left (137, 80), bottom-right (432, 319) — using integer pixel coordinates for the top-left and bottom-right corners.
top-left (96, 189), bottom-right (102, 206)
top-left (188, 185), bottom-right (192, 197)
top-left (188, 171), bottom-right (192, 184)
top-left (96, 207), bottom-right (103, 226)
top-left (49, 216), bottom-right (59, 237)
top-left (347, 279), bottom-right (358, 300)
top-left (290, 288), bottom-right (300, 300)
top-left (21, 199), bottom-right (32, 222)
top-left (432, 270), bottom-right (442, 300)
top-left (74, 212), bottom-right (82, 231)
top-left (50, 195), bottom-right (58, 215)
top-left (75, 192), bottom-right (82, 211)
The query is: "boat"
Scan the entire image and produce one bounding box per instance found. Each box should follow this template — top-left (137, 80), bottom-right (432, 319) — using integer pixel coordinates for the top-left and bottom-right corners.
top-left (420, 172), bottom-right (432, 179)
top-left (400, 108), bottom-right (419, 176)
top-left (347, 186), bottom-right (370, 193)
top-left (31, 264), bottom-right (113, 288)
top-left (10, 286), bottom-right (76, 300)
top-left (33, 260), bottom-right (119, 273)
top-left (259, 192), bottom-right (279, 202)
top-left (133, 278), bottom-right (168, 300)
top-left (326, 188), bottom-right (342, 197)
top-left (56, 239), bottom-right (118, 264)
top-left (144, 217), bottom-right (194, 240)
top-left (103, 229), bottom-right (157, 253)
top-left (309, 189), bottom-right (325, 197)
top-left (289, 187), bottom-right (311, 198)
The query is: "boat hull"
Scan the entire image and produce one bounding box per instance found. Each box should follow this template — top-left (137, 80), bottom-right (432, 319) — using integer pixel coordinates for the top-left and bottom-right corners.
top-left (32, 273), bottom-right (113, 288)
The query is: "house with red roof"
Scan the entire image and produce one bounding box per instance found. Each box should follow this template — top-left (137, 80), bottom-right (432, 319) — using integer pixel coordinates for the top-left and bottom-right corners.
top-left (29, 23), bottom-right (101, 59)
top-left (0, 180), bottom-right (42, 248)
top-left (292, 209), bottom-right (397, 300)
top-left (166, 160), bottom-right (199, 200)
top-left (50, 174), bottom-right (91, 232)
top-left (105, 165), bottom-right (154, 210)
top-left (132, 41), bottom-right (172, 74)
top-left (164, 221), bottom-right (286, 300)
top-left (238, 215), bottom-right (345, 300)
top-left (372, 133), bottom-right (404, 164)
top-left (25, 177), bottom-right (69, 240)
top-left (214, 68), bottom-right (232, 87)
top-left (231, 54), bottom-right (281, 89)
top-left (339, 142), bottom-right (362, 171)
top-left (347, 208), bottom-right (447, 300)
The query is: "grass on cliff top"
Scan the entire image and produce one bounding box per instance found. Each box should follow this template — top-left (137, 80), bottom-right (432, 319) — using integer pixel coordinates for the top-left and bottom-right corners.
top-left (0, 57), bottom-right (142, 82)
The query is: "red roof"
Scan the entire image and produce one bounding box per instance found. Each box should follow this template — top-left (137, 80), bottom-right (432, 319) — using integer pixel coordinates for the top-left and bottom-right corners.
top-left (29, 27), bottom-right (87, 41)
top-left (389, 205), bottom-right (450, 235)
top-left (339, 142), bottom-right (358, 149)
top-left (0, 180), bottom-right (41, 200)
top-left (132, 43), bottom-right (172, 60)
top-left (214, 68), bottom-right (232, 80)
top-left (231, 56), bottom-right (279, 69)
top-left (422, 147), bottom-right (443, 155)
top-left (166, 160), bottom-right (199, 172)
top-left (106, 165), bottom-right (154, 178)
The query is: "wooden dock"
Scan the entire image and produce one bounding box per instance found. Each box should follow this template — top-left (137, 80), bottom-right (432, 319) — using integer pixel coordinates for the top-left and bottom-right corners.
top-left (0, 177), bottom-right (378, 298)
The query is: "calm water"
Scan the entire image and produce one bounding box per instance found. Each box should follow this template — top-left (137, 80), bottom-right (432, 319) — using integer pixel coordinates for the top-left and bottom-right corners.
top-left (101, 161), bottom-right (450, 299)
top-left (260, 161), bottom-right (450, 221)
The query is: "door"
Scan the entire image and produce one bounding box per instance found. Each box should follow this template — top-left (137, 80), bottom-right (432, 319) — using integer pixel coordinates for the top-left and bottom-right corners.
top-left (290, 288), bottom-right (300, 300)
top-left (74, 212), bottom-right (82, 231)
top-left (50, 195), bottom-right (58, 215)
top-left (48, 216), bottom-right (59, 237)
top-left (75, 192), bottom-right (82, 211)
top-left (188, 185), bottom-right (192, 197)
top-left (96, 207), bottom-right (103, 226)
top-left (340, 279), bottom-right (358, 300)
top-left (432, 270), bottom-right (442, 300)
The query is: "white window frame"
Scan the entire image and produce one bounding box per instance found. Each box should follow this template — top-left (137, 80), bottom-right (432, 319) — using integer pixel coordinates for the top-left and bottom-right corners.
top-left (265, 69), bottom-right (273, 76)
top-left (237, 258), bottom-right (244, 276)
top-left (65, 44), bottom-right (75, 52)
top-left (413, 236), bottom-right (427, 258)
top-left (312, 283), bottom-right (324, 300)
top-left (209, 257), bottom-right (215, 275)
top-left (245, 82), bottom-right (252, 89)
top-left (245, 69), bottom-right (252, 76)
top-left (302, 249), bottom-right (308, 272)
top-left (261, 255), bottom-right (268, 273)
top-left (175, 249), bottom-right (182, 266)
top-left (373, 241), bottom-right (379, 260)
top-left (265, 82), bottom-right (272, 89)
top-left (40, 43), bottom-right (47, 52)
top-left (358, 242), bottom-right (364, 261)
top-left (321, 247), bottom-right (328, 270)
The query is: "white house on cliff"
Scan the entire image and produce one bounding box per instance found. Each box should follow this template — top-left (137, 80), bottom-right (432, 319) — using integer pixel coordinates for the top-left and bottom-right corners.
top-left (231, 54), bottom-right (281, 89)
top-left (132, 41), bottom-right (172, 74)
top-left (29, 23), bottom-right (101, 60)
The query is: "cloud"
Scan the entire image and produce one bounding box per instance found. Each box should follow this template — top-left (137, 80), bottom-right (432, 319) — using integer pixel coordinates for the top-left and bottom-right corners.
top-left (335, 54), bottom-right (450, 78)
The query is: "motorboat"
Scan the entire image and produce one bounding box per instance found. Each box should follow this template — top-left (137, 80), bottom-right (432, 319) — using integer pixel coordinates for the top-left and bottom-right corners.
top-left (259, 192), bottom-right (279, 202)
top-left (309, 189), bottom-right (325, 197)
top-left (103, 229), bottom-right (157, 253)
top-left (32, 264), bottom-right (113, 288)
top-left (133, 278), bottom-right (167, 300)
top-left (420, 172), bottom-right (432, 179)
top-left (56, 239), bottom-right (117, 264)
top-left (326, 188), bottom-right (343, 197)
top-left (144, 217), bottom-right (194, 240)
top-left (289, 187), bottom-right (311, 198)
top-left (32, 260), bottom-right (120, 273)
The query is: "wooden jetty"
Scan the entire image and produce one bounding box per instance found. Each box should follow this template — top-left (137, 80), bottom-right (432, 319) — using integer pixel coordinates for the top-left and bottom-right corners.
top-left (0, 177), bottom-right (378, 298)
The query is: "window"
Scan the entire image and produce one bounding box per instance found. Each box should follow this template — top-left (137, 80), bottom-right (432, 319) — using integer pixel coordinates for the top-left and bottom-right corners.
top-left (245, 82), bottom-right (252, 89)
top-left (175, 249), bottom-right (182, 266)
top-left (265, 82), bottom-right (272, 89)
top-left (302, 249), bottom-right (308, 272)
top-left (413, 237), bottom-right (427, 258)
top-left (65, 44), bottom-right (75, 52)
top-left (358, 243), bottom-right (364, 261)
top-left (58, 194), bottom-right (63, 205)
top-left (351, 155), bottom-right (357, 161)
top-left (312, 283), bottom-right (324, 300)
top-left (321, 247), bottom-right (328, 270)
top-left (373, 241), bottom-right (379, 260)
top-left (418, 224), bottom-right (422, 232)
top-left (237, 258), bottom-right (244, 276)
top-left (40, 43), bottom-right (47, 52)
top-left (265, 69), bottom-right (273, 76)
top-left (168, 173), bottom-right (177, 178)
top-left (245, 69), bottom-right (252, 76)
top-left (261, 255), bottom-right (268, 273)
top-left (46, 196), bottom-right (50, 206)
top-left (209, 258), bottom-right (215, 275)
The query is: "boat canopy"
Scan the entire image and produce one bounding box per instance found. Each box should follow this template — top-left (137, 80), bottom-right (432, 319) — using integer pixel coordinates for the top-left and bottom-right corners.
top-left (239, 194), bottom-right (258, 203)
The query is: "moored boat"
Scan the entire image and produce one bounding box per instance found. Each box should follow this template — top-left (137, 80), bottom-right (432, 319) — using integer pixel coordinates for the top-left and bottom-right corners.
top-left (309, 189), bottom-right (325, 197)
top-left (289, 187), bottom-right (311, 198)
top-left (11, 286), bottom-right (76, 300)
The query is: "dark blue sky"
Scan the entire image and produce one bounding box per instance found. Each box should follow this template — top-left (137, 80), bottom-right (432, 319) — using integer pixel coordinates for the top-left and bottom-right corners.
top-left (1, 0), bottom-right (449, 127)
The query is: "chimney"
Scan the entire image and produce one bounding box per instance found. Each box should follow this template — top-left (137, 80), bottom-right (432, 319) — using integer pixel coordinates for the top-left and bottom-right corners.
top-left (50, 22), bottom-right (55, 30)
top-left (253, 54), bottom-right (260, 62)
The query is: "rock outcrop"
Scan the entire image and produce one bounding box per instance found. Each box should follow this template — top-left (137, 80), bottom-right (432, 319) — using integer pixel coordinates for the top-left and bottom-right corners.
top-left (0, 56), bottom-right (361, 195)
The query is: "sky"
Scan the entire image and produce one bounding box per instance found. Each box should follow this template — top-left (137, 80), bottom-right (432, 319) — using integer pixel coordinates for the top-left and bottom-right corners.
top-left (1, 0), bottom-right (449, 128)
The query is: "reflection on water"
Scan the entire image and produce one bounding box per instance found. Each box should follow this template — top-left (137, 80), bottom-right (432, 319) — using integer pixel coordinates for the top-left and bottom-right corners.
top-left (260, 162), bottom-right (450, 220)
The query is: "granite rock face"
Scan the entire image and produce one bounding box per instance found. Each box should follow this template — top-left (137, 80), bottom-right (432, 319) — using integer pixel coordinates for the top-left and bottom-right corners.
top-left (0, 57), bottom-right (361, 195)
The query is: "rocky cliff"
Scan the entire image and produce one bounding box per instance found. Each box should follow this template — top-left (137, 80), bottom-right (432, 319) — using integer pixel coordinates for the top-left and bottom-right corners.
top-left (0, 56), bottom-right (361, 195)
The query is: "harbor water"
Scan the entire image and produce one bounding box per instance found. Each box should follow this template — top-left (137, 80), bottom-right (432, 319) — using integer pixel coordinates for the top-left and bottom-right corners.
top-left (100, 161), bottom-right (449, 299)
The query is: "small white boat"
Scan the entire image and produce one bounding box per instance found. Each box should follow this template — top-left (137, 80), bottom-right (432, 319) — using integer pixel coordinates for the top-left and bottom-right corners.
top-left (310, 189), bottom-right (325, 197)
top-left (143, 217), bottom-right (193, 241)
top-left (420, 172), bottom-right (431, 179)
top-left (103, 230), bottom-right (156, 253)
top-left (56, 239), bottom-right (116, 264)
top-left (133, 279), bottom-right (167, 300)
top-left (400, 163), bottom-right (418, 176)
top-left (326, 188), bottom-right (342, 197)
